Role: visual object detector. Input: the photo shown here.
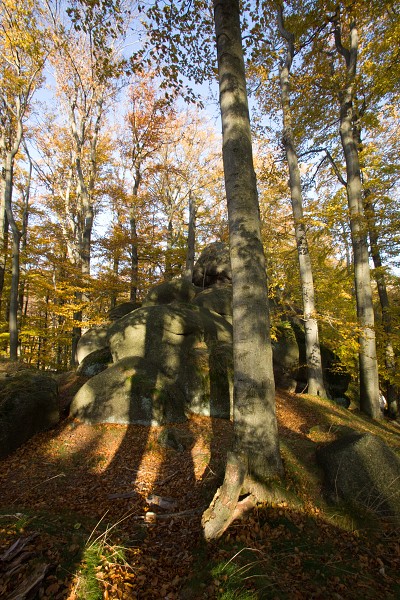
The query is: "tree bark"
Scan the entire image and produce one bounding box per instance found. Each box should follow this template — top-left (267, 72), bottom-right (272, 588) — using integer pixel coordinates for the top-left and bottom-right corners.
top-left (0, 189), bottom-right (9, 316)
top-left (364, 191), bottom-right (398, 418)
top-left (277, 7), bottom-right (327, 399)
top-left (202, 0), bottom-right (283, 541)
top-left (129, 168), bottom-right (141, 303)
top-left (334, 19), bottom-right (380, 419)
top-left (3, 155), bottom-right (21, 361)
top-left (184, 191), bottom-right (196, 282)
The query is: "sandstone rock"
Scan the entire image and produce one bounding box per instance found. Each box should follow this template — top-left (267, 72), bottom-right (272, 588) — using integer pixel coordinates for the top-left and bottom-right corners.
top-left (142, 278), bottom-right (197, 306)
top-left (108, 303), bottom-right (232, 363)
top-left (108, 302), bottom-right (140, 321)
top-left (71, 304), bottom-right (234, 425)
top-left (272, 322), bottom-right (299, 392)
top-left (0, 372), bottom-right (59, 458)
top-left (76, 347), bottom-right (113, 377)
top-left (316, 432), bottom-right (400, 522)
top-left (192, 242), bottom-right (231, 288)
top-left (70, 356), bottom-right (187, 425)
top-left (194, 284), bottom-right (232, 323)
top-left (76, 326), bottom-right (109, 364)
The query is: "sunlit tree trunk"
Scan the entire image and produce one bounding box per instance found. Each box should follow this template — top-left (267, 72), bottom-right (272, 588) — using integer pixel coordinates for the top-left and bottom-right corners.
top-left (364, 190), bottom-right (398, 418)
top-left (3, 155), bottom-right (21, 360)
top-left (0, 169), bottom-right (8, 317)
top-left (202, 0), bottom-right (283, 541)
top-left (0, 198), bottom-right (8, 315)
top-left (334, 18), bottom-right (380, 419)
top-left (277, 7), bottom-right (327, 399)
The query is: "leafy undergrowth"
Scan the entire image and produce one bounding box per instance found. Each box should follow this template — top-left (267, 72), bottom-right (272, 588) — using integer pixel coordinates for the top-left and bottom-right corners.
top-left (0, 390), bottom-right (399, 599)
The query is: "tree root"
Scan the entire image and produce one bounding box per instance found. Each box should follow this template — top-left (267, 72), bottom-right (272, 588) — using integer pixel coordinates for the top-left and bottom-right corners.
top-left (202, 451), bottom-right (248, 540)
top-left (202, 452), bottom-right (289, 541)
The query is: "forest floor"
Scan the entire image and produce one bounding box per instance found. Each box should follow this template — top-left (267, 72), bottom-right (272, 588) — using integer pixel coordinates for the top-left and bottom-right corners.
top-left (0, 384), bottom-right (400, 599)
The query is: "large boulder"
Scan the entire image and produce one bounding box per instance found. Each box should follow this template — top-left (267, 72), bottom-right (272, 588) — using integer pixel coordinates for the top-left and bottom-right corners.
top-left (291, 320), bottom-right (350, 398)
top-left (76, 347), bottom-right (113, 378)
top-left (272, 322), bottom-right (299, 392)
top-left (192, 242), bottom-right (231, 288)
top-left (71, 303), bottom-right (233, 425)
top-left (108, 303), bottom-right (232, 363)
top-left (316, 432), bottom-right (400, 521)
top-left (76, 325), bottom-right (109, 364)
top-left (70, 356), bottom-right (187, 425)
top-left (142, 278), bottom-right (198, 306)
top-left (194, 284), bottom-right (233, 323)
top-left (0, 371), bottom-right (59, 458)
top-left (108, 302), bottom-right (140, 322)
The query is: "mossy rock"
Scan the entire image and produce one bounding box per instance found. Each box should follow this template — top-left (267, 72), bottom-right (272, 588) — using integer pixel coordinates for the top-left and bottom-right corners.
top-left (108, 301), bottom-right (141, 321)
top-left (194, 284), bottom-right (232, 323)
top-left (76, 347), bottom-right (113, 377)
top-left (317, 432), bottom-right (400, 522)
top-left (142, 278), bottom-right (197, 306)
top-left (0, 371), bottom-right (59, 458)
top-left (272, 322), bottom-right (299, 392)
top-left (192, 242), bottom-right (231, 288)
top-left (70, 356), bottom-right (187, 425)
top-left (76, 326), bottom-right (109, 364)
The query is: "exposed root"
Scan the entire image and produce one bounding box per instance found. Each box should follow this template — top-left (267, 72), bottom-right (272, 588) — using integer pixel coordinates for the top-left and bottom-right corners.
top-left (202, 453), bottom-right (289, 540)
top-left (202, 451), bottom-right (247, 540)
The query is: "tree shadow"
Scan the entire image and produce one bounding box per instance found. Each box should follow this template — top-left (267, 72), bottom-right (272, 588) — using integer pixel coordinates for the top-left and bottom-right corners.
top-left (0, 300), bottom-right (238, 597)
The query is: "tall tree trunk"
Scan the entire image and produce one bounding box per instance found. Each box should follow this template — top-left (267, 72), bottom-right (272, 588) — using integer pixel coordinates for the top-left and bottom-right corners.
top-left (129, 214), bottom-right (139, 302)
top-left (202, 0), bottom-right (283, 541)
top-left (110, 255), bottom-right (119, 309)
top-left (129, 170), bottom-right (141, 303)
top-left (184, 191), bottom-right (196, 282)
top-left (0, 199), bottom-right (8, 315)
top-left (353, 115), bottom-right (398, 418)
top-left (165, 213), bottom-right (174, 280)
top-left (3, 155), bottom-right (21, 361)
top-left (277, 7), bottom-right (327, 399)
top-left (364, 191), bottom-right (398, 418)
top-left (18, 144), bottom-right (32, 344)
top-left (334, 19), bottom-right (380, 418)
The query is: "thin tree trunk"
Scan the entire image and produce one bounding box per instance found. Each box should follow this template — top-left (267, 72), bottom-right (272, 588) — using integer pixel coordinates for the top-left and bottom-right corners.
top-left (202, 0), bottom-right (283, 541)
top-left (334, 19), bottom-right (380, 418)
top-left (165, 214), bottom-right (174, 280)
top-left (110, 255), bottom-right (119, 309)
top-left (0, 192), bottom-right (8, 314)
top-left (3, 155), bottom-right (21, 361)
top-left (18, 143), bottom-right (32, 345)
top-left (129, 215), bottom-right (139, 302)
top-left (129, 168), bottom-right (141, 303)
top-left (184, 191), bottom-right (196, 282)
top-left (364, 191), bottom-right (398, 418)
top-left (277, 6), bottom-right (327, 399)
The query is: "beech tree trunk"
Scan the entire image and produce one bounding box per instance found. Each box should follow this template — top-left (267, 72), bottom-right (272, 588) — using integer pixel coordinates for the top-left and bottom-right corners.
top-left (202, 0), bottom-right (283, 541)
top-left (278, 7), bottom-right (327, 399)
top-left (334, 20), bottom-right (380, 419)
top-left (364, 191), bottom-right (398, 418)
top-left (3, 155), bottom-right (21, 361)
top-left (129, 169), bottom-right (141, 303)
top-left (184, 191), bottom-right (196, 282)
top-left (0, 187), bottom-right (9, 316)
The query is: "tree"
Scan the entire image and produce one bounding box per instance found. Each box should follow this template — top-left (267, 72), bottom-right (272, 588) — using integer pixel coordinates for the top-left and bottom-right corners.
top-left (276, 4), bottom-right (327, 398)
top-left (119, 75), bottom-right (176, 301)
top-left (0, 0), bottom-right (48, 359)
top-left (202, 0), bottom-right (283, 540)
top-left (71, 0), bottom-right (283, 537)
top-left (333, 10), bottom-right (380, 418)
top-left (44, 2), bottom-right (125, 361)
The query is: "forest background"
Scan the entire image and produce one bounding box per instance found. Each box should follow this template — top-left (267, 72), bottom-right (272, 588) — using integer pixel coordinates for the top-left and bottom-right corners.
top-left (0, 0), bottom-right (399, 412)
